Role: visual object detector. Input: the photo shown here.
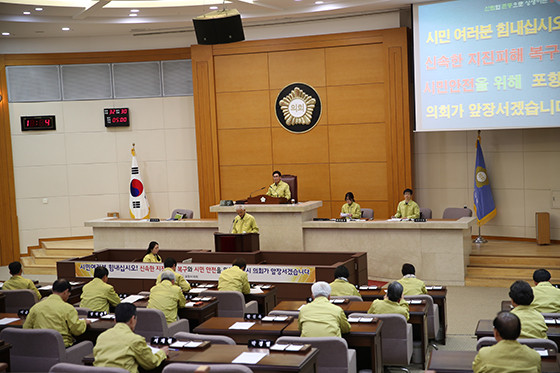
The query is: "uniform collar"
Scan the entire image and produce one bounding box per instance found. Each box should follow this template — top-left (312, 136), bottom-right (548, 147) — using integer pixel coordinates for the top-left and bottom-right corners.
top-left (536, 281), bottom-right (553, 287)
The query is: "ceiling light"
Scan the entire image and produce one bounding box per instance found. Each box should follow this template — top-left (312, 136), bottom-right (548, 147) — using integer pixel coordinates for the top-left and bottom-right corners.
top-left (35, 7), bottom-right (43, 11)
top-left (2, 32), bottom-right (10, 36)
top-left (130, 9), bottom-right (139, 12)
top-left (23, 11), bottom-right (31, 15)
top-left (62, 27), bottom-right (70, 31)
top-left (209, 6), bottom-right (218, 9)
top-left (315, 1), bottom-right (324, 3)
top-left (129, 13), bottom-right (137, 17)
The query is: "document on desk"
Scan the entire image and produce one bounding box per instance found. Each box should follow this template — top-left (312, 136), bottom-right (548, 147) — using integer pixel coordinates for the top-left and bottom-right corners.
top-left (232, 352), bottom-right (267, 364)
top-left (189, 288), bottom-right (206, 294)
top-left (0, 318), bottom-right (19, 325)
top-left (185, 302), bottom-right (196, 307)
top-left (229, 322), bottom-right (255, 330)
top-left (38, 285), bottom-right (53, 291)
top-left (250, 287), bottom-right (264, 294)
top-left (120, 295), bottom-right (145, 303)
top-left (148, 346), bottom-right (161, 355)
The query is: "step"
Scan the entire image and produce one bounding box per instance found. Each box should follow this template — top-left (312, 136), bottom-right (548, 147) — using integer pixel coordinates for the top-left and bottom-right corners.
top-left (469, 255), bottom-right (560, 268)
top-left (30, 248), bottom-right (83, 265)
top-left (465, 277), bottom-right (521, 288)
top-left (466, 266), bottom-right (560, 279)
top-left (21, 257), bottom-right (57, 275)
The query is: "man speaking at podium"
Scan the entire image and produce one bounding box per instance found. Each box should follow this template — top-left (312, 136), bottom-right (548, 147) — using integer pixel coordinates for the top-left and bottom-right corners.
top-left (266, 170), bottom-right (291, 200)
top-left (232, 205), bottom-right (259, 234)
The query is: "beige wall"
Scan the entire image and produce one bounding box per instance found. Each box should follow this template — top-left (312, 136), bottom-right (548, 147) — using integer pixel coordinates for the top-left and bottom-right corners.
top-left (9, 97), bottom-right (199, 253)
top-left (414, 128), bottom-right (560, 240)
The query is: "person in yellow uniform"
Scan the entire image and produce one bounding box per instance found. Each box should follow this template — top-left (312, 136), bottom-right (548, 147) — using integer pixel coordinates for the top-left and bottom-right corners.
top-left (392, 188), bottom-right (420, 219)
top-left (340, 192), bottom-right (361, 219)
top-left (218, 258), bottom-right (250, 294)
top-left (143, 241), bottom-right (162, 263)
top-left (80, 266), bottom-right (121, 313)
top-left (3, 261), bottom-right (41, 300)
top-left (147, 271), bottom-right (186, 324)
top-left (94, 303), bottom-right (168, 373)
top-left (367, 281), bottom-right (410, 320)
top-left (509, 280), bottom-right (547, 339)
top-left (298, 281), bottom-right (351, 337)
top-left (266, 170), bottom-right (291, 200)
top-left (531, 268), bottom-right (560, 313)
top-left (329, 265), bottom-right (361, 299)
top-left (473, 311), bottom-right (541, 373)
top-left (156, 257), bottom-right (191, 293)
top-left (23, 279), bottom-right (90, 347)
top-left (397, 263), bottom-right (428, 296)
top-left (231, 205), bottom-right (259, 234)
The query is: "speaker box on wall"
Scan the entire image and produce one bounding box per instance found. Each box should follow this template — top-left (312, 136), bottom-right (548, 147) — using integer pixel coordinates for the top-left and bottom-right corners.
top-left (193, 13), bottom-right (245, 45)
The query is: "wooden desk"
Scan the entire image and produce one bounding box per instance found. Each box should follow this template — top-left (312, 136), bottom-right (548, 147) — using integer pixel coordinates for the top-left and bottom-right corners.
top-left (134, 297), bottom-right (218, 329)
top-left (0, 314), bottom-right (23, 330)
top-left (38, 282), bottom-right (85, 305)
top-left (274, 300), bottom-right (429, 368)
top-left (476, 319), bottom-right (560, 348)
top-left (428, 349), bottom-right (560, 372)
top-left (193, 317), bottom-right (293, 344)
top-left (77, 319), bottom-right (116, 343)
top-left (360, 286), bottom-right (448, 344)
top-left (282, 318), bottom-right (383, 373)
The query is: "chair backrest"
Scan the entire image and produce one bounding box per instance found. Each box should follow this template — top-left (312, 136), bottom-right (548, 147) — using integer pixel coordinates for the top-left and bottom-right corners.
top-left (201, 290), bottom-right (246, 318)
top-left (442, 207), bottom-right (472, 219)
top-left (49, 362), bottom-right (129, 373)
top-left (0, 290), bottom-right (38, 313)
top-left (74, 307), bottom-right (91, 317)
top-left (0, 328), bottom-right (66, 372)
top-left (162, 363), bottom-right (254, 373)
top-left (331, 295), bottom-right (363, 302)
top-left (419, 207), bottom-right (432, 219)
top-left (281, 174), bottom-right (297, 202)
top-left (173, 332), bottom-right (236, 345)
top-left (476, 337), bottom-right (558, 353)
top-left (135, 308), bottom-right (169, 341)
top-left (404, 295), bottom-right (434, 317)
top-left (361, 208), bottom-right (374, 219)
top-left (268, 310), bottom-right (300, 317)
top-left (349, 313), bottom-right (408, 339)
top-left (276, 336), bottom-right (349, 372)
top-left (170, 209), bottom-right (194, 220)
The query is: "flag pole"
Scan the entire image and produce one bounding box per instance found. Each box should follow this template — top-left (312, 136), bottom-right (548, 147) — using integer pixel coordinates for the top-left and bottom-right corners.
top-left (473, 225), bottom-right (488, 244)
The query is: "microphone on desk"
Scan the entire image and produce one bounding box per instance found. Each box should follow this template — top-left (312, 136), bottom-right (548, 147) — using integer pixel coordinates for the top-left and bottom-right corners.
top-left (248, 186), bottom-right (266, 198)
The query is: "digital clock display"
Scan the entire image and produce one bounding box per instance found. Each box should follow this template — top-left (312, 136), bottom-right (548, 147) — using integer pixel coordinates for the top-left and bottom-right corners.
top-left (104, 108), bottom-right (130, 127)
top-left (21, 116), bottom-right (56, 131)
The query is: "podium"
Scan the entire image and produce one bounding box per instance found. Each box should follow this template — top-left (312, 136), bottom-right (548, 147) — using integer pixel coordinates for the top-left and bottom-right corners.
top-left (214, 232), bottom-right (260, 252)
top-left (246, 194), bottom-right (288, 204)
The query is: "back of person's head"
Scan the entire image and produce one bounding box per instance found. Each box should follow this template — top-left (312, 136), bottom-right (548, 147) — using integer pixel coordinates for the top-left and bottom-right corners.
top-left (387, 281), bottom-right (403, 302)
top-left (509, 280), bottom-right (534, 305)
top-left (164, 257), bottom-right (177, 269)
top-left (115, 303), bottom-right (137, 323)
top-left (311, 281), bottom-right (331, 298)
top-left (160, 271), bottom-right (175, 283)
top-left (8, 261), bottom-right (22, 276)
top-left (344, 192), bottom-right (355, 202)
top-left (94, 266), bottom-right (109, 279)
top-left (401, 263), bottom-right (416, 276)
top-left (533, 269), bottom-right (551, 283)
top-left (53, 279), bottom-right (71, 294)
top-left (146, 241), bottom-right (159, 255)
top-left (334, 265), bottom-right (350, 279)
top-left (493, 311), bottom-right (521, 340)
top-left (232, 258), bottom-right (247, 269)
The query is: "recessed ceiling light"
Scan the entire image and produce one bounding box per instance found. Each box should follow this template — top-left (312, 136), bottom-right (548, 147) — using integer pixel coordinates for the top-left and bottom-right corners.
top-left (209, 6), bottom-right (218, 9)
top-left (23, 11), bottom-right (31, 15)
top-left (129, 13), bottom-right (137, 17)
top-left (315, 1), bottom-right (324, 3)
top-left (2, 32), bottom-right (10, 36)
top-left (35, 7), bottom-right (43, 11)
top-left (130, 9), bottom-right (139, 13)
top-left (62, 27), bottom-right (70, 31)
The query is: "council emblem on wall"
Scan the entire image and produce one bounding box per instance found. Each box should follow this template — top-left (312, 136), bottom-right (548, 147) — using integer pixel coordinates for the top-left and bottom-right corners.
top-left (275, 83), bottom-right (322, 134)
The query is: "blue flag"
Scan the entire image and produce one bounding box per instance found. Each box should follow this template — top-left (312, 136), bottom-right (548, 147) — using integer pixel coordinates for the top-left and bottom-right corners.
top-left (473, 134), bottom-right (496, 226)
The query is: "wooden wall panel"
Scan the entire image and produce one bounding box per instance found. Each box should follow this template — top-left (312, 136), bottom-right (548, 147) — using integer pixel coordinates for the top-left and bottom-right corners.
top-left (327, 84), bottom-right (385, 125)
top-left (216, 91), bottom-right (271, 129)
top-left (214, 53), bottom-right (269, 92)
top-left (268, 49), bottom-right (326, 90)
top-left (325, 44), bottom-right (385, 85)
top-left (274, 163), bottom-right (331, 201)
top-left (329, 162), bottom-right (388, 201)
top-left (271, 126), bottom-right (329, 165)
top-left (328, 123), bottom-right (387, 163)
top-left (220, 165), bottom-right (272, 201)
top-left (218, 128), bottom-right (273, 166)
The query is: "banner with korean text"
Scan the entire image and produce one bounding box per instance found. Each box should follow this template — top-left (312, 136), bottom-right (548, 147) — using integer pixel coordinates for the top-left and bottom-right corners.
top-left (74, 262), bottom-right (316, 283)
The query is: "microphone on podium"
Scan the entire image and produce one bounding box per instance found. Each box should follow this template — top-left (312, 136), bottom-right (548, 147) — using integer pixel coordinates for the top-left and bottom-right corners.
top-left (248, 186), bottom-right (266, 198)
